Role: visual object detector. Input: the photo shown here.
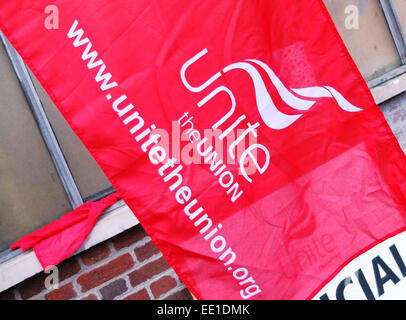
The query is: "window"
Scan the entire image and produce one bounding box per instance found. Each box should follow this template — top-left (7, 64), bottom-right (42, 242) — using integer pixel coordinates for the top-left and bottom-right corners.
top-left (0, 34), bottom-right (115, 253)
top-left (392, 0), bottom-right (406, 38)
top-left (29, 70), bottom-right (113, 201)
top-left (0, 45), bottom-right (72, 252)
top-left (324, 0), bottom-right (406, 85)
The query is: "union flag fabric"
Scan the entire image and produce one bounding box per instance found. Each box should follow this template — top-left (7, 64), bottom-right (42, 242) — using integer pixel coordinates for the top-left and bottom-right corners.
top-left (1, 0), bottom-right (406, 299)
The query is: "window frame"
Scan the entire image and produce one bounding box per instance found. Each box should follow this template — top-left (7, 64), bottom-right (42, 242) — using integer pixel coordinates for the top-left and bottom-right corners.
top-left (380, 0), bottom-right (406, 64)
top-left (0, 32), bottom-right (84, 209)
top-left (367, 0), bottom-right (406, 92)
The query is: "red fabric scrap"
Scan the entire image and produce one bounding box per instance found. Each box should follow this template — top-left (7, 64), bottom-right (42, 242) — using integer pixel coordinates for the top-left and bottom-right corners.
top-left (10, 192), bottom-right (120, 270)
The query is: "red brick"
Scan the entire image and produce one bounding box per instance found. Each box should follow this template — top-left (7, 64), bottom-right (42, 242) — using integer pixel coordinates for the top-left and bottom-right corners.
top-left (134, 241), bottom-right (160, 262)
top-left (81, 243), bottom-right (111, 266)
top-left (0, 288), bottom-right (15, 300)
top-left (124, 289), bottom-right (151, 300)
top-left (58, 258), bottom-right (81, 282)
top-left (99, 279), bottom-right (127, 300)
top-left (17, 258), bottom-right (81, 299)
top-left (17, 272), bottom-right (48, 299)
top-left (150, 275), bottom-right (177, 298)
top-left (112, 225), bottom-right (147, 251)
top-left (81, 294), bottom-right (98, 300)
top-left (164, 288), bottom-right (193, 300)
top-left (77, 253), bottom-right (134, 292)
top-left (45, 283), bottom-right (77, 300)
top-left (128, 256), bottom-right (170, 287)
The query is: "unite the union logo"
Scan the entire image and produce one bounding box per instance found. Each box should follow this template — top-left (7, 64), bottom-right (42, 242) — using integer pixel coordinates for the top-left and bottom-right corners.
top-left (181, 48), bottom-right (362, 130)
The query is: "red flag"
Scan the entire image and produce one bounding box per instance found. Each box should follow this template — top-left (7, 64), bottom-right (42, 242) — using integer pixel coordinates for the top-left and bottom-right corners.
top-left (2, 0), bottom-right (406, 299)
top-left (11, 193), bottom-right (120, 270)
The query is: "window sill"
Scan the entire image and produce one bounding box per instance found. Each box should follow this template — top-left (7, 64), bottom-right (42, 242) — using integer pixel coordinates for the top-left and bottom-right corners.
top-left (369, 66), bottom-right (406, 104)
top-left (0, 200), bottom-right (139, 292)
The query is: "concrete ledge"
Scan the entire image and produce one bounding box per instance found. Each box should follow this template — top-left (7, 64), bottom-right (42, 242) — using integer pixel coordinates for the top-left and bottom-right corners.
top-left (0, 201), bottom-right (138, 292)
top-left (370, 69), bottom-right (406, 105)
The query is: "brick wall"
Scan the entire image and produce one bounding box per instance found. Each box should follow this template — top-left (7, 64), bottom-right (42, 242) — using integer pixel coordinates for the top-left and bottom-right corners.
top-left (0, 225), bottom-right (193, 300)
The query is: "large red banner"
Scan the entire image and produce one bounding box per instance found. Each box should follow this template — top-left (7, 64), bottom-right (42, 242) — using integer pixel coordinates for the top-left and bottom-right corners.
top-left (2, 0), bottom-right (406, 299)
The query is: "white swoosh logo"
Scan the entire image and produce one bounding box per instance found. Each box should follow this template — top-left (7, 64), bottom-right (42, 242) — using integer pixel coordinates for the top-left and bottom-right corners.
top-left (223, 59), bottom-right (362, 130)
